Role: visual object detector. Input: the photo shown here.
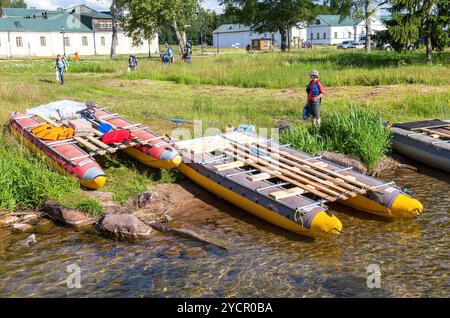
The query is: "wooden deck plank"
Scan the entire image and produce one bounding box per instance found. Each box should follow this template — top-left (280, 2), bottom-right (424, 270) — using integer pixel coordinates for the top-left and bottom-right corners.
top-left (214, 161), bottom-right (246, 171)
top-left (269, 187), bottom-right (305, 200)
top-left (224, 143), bottom-right (355, 198)
top-left (247, 173), bottom-right (271, 182)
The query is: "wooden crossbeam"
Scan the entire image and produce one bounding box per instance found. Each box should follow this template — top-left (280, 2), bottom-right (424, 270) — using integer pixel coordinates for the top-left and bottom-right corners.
top-left (224, 142), bottom-right (359, 197)
top-left (418, 127), bottom-right (450, 139)
top-left (85, 136), bottom-right (117, 153)
top-left (226, 148), bottom-right (347, 200)
top-left (214, 161), bottom-right (246, 171)
top-left (224, 150), bottom-right (338, 202)
top-left (74, 136), bottom-right (107, 155)
top-left (247, 173), bottom-right (272, 182)
top-left (269, 187), bottom-right (305, 200)
top-left (248, 141), bottom-right (370, 190)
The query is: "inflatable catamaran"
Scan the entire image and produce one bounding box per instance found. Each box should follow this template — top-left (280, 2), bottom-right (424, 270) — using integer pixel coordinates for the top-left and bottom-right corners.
top-left (10, 100), bottom-right (423, 238)
top-left (174, 131), bottom-right (424, 238)
top-left (10, 100), bottom-right (181, 190)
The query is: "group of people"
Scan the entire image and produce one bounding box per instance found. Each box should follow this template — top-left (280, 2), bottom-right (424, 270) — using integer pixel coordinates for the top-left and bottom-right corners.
top-left (159, 42), bottom-right (192, 65)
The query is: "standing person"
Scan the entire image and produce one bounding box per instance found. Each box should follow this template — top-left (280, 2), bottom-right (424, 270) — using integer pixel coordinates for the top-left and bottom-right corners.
top-left (55, 54), bottom-right (68, 85)
top-left (167, 47), bottom-right (174, 63)
top-left (303, 70), bottom-right (325, 126)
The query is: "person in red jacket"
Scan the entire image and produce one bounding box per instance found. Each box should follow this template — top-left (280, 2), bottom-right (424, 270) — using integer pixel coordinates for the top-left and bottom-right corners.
top-left (303, 70), bottom-right (326, 126)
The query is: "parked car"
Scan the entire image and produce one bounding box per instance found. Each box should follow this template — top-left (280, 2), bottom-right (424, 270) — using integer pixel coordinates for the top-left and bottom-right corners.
top-left (359, 36), bottom-right (376, 47)
top-left (348, 41), bottom-right (365, 49)
top-left (337, 40), bottom-right (354, 49)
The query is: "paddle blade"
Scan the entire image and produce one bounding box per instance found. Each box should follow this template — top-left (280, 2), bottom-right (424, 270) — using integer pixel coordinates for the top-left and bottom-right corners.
top-left (98, 123), bottom-right (113, 134)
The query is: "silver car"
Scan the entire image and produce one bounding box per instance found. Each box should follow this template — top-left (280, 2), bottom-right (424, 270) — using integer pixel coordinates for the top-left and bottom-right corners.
top-left (348, 41), bottom-right (365, 49)
top-left (337, 40), bottom-right (354, 49)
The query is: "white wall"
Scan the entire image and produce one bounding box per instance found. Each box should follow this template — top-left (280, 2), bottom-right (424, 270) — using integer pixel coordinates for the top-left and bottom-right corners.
top-left (0, 31), bottom-right (158, 57)
top-left (307, 17), bottom-right (387, 45)
top-left (213, 27), bottom-right (306, 49)
top-left (307, 25), bottom-right (358, 45)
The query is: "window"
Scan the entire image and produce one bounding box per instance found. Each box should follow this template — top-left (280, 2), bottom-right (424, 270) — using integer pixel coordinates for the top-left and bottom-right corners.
top-left (323, 32), bottom-right (326, 39)
top-left (334, 32), bottom-right (337, 39)
top-left (310, 33), bottom-right (313, 40)
top-left (99, 20), bottom-right (106, 28)
top-left (16, 37), bottom-right (23, 47)
top-left (101, 36), bottom-right (106, 46)
top-left (348, 32), bottom-right (352, 39)
top-left (82, 36), bottom-right (88, 46)
top-left (316, 33), bottom-right (320, 39)
top-left (64, 37), bottom-right (70, 47)
top-left (40, 36), bottom-right (46, 46)
top-left (106, 21), bottom-right (112, 29)
top-left (316, 19), bottom-right (320, 25)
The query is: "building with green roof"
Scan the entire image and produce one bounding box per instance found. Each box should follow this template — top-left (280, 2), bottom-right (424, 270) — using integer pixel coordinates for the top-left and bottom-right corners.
top-left (0, 5), bottom-right (158, 57)
top-left (307, 15), bottom-right (386, 45)
top-left (212, 23), bottom-right (307, 49)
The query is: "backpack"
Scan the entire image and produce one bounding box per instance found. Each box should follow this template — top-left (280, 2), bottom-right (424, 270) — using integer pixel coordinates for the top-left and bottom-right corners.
top-left (101, 129), bottom-right (133, 145)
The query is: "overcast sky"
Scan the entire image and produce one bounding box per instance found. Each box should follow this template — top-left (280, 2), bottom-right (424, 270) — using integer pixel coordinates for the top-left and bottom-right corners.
top-left (25, 0), bottom-right (223, 12)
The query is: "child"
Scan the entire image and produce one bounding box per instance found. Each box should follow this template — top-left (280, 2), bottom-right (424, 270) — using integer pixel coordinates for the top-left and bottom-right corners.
top-left (303, 70), bottom-right (325, 126)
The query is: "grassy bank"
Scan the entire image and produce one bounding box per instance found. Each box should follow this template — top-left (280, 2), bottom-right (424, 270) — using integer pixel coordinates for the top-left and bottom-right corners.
top-left (280, 107), bottom-right (391, 170)
top-left (0, 131), bottom-right (102, 214)
top-left (0, 49), bottom-right (449, 212)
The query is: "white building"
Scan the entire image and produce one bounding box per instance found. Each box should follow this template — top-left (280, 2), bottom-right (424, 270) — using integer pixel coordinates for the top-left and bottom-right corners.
top-left (0, 5), bottom-right (158, 57)
top-left (307, 15), bottom-right (386, 45)
top-left (212, 24), bottom-right (307, 49)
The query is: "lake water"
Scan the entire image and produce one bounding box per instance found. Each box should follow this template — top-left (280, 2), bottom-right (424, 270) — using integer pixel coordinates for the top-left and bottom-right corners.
top-left (0, 163), bottom-right (448, 297)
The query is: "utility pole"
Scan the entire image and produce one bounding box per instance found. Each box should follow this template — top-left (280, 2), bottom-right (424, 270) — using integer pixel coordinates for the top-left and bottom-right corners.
top-left (61, 26), bottom-right (66, 56)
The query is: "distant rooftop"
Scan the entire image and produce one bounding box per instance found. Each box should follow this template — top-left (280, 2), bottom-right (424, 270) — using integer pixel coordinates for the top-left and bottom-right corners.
top-left (0, 5), bottom-right (111, 32)
top-left (316, 15), bottom-right (364, 26)
top-left (212, 24), bottom-right (253, 34)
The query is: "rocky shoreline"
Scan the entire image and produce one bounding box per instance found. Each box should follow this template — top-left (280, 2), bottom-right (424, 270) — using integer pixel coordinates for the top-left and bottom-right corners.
top-left (0, 180), bottom-right (233, 251)
top-left (0, 151), bottom-right (417, 249)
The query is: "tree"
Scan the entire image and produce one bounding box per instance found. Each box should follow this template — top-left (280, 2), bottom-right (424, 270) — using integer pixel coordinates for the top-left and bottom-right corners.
top-left (388, 0), bottom-right (449, 64)
top-left (0, 0), bottom-right (26, 8)
top-left (110, 0), bottom-right (118, 59)
top-left (333, 0), bottom-right (388, 53)
top-left (120, 0), bottom-right (200, 53)
top-left (221, 0), bottom-right (316, 51)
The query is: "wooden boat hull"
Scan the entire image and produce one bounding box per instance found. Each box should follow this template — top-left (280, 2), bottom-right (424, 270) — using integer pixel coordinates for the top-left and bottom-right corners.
top-left (10, 112), bottom-right (107, 190)
top-left (391, 126), bottom-right (450, 173)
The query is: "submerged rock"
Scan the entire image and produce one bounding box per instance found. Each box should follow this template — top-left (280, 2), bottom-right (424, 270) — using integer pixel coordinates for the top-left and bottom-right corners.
top-left (148, 221), bottom-right (230, 250)
top-left (135, 192), bottom-right (164, 209)
top-left (11, 223), bottom-right (32, 233)
top-left (44, 202), bottom-right (97, 227)
top-left (96, 213), bottom-right (154, 239)
top-left (16, 234), bottom-right (37, 247)
top-left (21, 213), bottom-right (39, 223)
top-left (0, 215), bottom-right (20, 227)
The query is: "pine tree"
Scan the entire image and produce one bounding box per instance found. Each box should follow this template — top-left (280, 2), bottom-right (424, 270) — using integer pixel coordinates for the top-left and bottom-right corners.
top-left (388, 0), bottom-right (449, 64)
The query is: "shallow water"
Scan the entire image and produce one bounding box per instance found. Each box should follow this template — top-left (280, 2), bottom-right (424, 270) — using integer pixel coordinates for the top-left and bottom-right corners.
top-left (0, 164), bottom-right (448, 297)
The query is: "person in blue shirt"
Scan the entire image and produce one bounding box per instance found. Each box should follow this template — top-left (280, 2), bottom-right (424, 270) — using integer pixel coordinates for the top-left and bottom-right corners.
top-left (55, 54), bottom-right (68, 85)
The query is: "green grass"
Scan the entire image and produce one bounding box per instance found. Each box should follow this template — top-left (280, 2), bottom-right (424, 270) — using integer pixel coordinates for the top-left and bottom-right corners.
top-left (0, 49), bottom-right (449, 212)
top-left (281, 107), bottom-right (392, 170)
top-left (119, 49), bottom-right (450, 88)
top-left (0, 130), bottom-right (101, 214)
